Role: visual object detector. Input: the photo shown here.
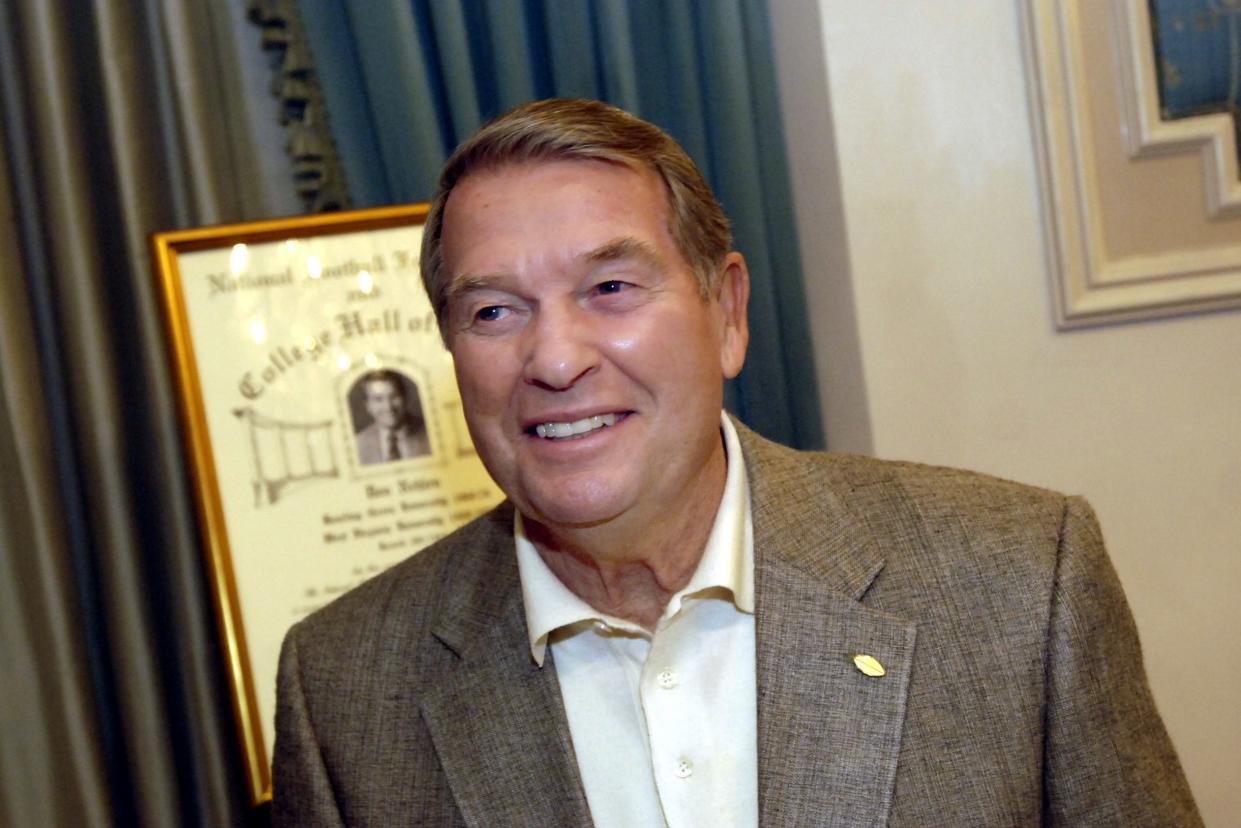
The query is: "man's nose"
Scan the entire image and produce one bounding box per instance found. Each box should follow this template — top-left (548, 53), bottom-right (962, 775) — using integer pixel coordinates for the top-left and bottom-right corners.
top-left (521, 305), bottom-right (599, 391)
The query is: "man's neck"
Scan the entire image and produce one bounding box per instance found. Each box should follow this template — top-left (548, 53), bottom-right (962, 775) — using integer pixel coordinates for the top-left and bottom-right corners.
top-left (523, 441), bottom-right (728, 631)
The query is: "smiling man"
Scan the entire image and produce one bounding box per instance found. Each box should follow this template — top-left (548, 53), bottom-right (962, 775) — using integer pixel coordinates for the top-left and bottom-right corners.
top-left (273, 100), bottom-right (1200, 827)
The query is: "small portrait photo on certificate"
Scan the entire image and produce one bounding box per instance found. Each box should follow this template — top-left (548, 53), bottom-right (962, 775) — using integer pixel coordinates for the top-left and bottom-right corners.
top-left (349, 368), bottom-right (431, 465)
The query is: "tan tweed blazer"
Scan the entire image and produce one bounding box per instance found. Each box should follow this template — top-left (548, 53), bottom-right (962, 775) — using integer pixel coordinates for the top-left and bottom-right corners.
top-left (273, 421), bottom-right (1200, 826)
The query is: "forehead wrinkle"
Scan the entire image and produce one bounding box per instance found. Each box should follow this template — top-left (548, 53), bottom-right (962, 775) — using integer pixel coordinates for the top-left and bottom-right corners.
top-left (447, 237), bottom-right (667, 305)
top-left (583, 237), bottom-right (667, 273)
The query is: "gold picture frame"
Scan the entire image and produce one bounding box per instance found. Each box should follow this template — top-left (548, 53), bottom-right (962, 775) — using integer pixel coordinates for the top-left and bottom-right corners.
top-left (152, 205), bottom-right (502, 805)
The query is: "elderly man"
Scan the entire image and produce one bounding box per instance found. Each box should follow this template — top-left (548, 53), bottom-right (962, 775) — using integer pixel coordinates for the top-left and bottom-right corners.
top-left (273, 99), bottom-right (1200, 826)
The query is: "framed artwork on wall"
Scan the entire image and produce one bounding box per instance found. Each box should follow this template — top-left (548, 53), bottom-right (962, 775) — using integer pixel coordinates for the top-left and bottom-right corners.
top-left (1021, 0), bottom-right (1241, 328)
top-left (152, 205), bottom-right (503, 804)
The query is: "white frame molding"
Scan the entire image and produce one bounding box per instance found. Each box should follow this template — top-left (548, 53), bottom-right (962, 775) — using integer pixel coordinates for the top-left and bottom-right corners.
top-left (1021, 0), bottom-right (1241, 329)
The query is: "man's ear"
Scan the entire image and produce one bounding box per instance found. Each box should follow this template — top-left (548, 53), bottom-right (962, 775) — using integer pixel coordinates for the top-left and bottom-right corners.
top-left (716, 252), bottom-right (750, 379)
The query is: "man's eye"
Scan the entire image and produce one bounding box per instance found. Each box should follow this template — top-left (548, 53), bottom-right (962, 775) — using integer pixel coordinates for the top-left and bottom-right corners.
top-left (475, 305), bottom-right (508, 322)
top-left (597, 280), bottom-right (627, 294)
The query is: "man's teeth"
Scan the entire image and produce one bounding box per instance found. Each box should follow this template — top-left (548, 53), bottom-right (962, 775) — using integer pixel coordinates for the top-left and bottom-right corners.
top-left (534, 413), bottom-right (620, 439)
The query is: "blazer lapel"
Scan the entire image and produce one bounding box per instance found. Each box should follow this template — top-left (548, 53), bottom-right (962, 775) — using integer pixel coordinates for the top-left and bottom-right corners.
top-left (739, 424), bottom-right (917, 827)
top-left (417, 508), bottom-right (592, 827)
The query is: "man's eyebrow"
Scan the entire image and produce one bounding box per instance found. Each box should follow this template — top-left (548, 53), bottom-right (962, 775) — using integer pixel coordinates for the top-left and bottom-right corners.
top-left (444, 273), bottom-right (507, 305)
top-left (583, 237), bottom-right (666, 271)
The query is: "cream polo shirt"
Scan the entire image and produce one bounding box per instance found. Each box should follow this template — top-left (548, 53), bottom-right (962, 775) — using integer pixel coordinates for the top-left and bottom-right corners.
top-left (514, 414), bottom-right (757, 828)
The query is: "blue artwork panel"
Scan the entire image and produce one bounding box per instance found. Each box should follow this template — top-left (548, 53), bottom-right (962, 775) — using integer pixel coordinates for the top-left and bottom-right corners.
top-left (1148, 0), bottom-right (1241, 172)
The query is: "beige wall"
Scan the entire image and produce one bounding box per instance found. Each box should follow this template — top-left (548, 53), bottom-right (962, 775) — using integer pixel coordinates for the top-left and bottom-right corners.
top-left (769, 2), bottom-right (1241, 824)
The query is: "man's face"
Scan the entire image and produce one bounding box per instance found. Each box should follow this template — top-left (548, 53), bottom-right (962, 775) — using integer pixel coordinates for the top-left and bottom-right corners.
top-left (364, 379), bottom-right (406, 430)
top-left (440, 159), bottom-right (748, 532)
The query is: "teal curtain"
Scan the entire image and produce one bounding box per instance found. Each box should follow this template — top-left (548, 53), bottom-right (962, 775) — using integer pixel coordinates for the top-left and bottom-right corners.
top-left (299, 0), bottom-right (824, 449)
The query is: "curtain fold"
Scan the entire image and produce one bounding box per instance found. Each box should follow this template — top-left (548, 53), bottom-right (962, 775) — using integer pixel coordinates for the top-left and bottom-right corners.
top-left (0, 101), bottom-right (110, 828)
top-left (0, 1), bottom-right (288, 824)
top-left (298, 0), bottom-right (824, 448)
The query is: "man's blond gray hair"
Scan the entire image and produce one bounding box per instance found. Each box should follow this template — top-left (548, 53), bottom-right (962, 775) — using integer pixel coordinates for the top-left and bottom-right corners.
top-left (419, 98), bottom-right (732, 337)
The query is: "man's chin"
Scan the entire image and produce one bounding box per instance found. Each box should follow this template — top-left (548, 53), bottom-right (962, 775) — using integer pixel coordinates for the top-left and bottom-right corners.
top-left (518, 490), bottom-right (633, 533)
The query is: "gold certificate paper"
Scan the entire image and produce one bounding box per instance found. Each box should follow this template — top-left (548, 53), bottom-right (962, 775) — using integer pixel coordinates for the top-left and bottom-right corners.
top-left (153, 205), bottom-right (502, 804)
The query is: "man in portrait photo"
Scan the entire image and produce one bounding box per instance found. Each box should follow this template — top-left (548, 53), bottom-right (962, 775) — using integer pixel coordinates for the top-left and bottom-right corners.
top-left (352, 369), bottom-right (431, 465)
top-left (274, 100), bottom-right (1201, 826)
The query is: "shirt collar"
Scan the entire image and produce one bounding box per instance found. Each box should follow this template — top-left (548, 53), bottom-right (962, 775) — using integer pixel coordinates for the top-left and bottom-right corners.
top-left (380, 422), bottom-right (409, 439)
top-left (514, 412), bottom-right (754, 666)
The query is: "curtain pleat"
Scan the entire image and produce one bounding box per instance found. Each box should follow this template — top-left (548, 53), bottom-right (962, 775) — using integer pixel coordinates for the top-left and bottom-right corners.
top-left (1, 0), bottom-right (289, 824)
top-left (543, 0), bottom-right (597, 97)
top-left (0, 100), bottom-right (111, 828)
top-left (426, 1), bottom-right (483, 140)
top-left (694, 0), bottom-right (801, 442)
top-left (348, 1), bottom-right (446, 200)
top-left (736, 0), bottom-right (823, 448)
top-left (298, 0), bottom-right (824, 449)
top-left (297, 2), bottom-right (388, 205)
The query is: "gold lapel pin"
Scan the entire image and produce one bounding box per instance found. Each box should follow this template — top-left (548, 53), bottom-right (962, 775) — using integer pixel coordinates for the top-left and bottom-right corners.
top-left (853, 653), bottom-right (885, 677)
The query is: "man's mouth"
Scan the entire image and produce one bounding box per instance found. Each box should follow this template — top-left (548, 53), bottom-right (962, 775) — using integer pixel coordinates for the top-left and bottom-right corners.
top-left (531, 412), bottom-right (626, 440)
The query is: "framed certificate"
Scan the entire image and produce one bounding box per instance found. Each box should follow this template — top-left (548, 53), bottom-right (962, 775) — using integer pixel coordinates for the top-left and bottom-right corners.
top-left (152, 205), bottom-right (503, 804)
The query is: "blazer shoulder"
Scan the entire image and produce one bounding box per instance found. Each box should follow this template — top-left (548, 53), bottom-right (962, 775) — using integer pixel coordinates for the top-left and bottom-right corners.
top-left (828, 450), bottom-right (1072, 555)
top-left (738, 420), bottom-right (1068, 519)
top-left (841, 451), bottom-right (1065, 510)
top-left (738, 423), bottom-right (1075, 594)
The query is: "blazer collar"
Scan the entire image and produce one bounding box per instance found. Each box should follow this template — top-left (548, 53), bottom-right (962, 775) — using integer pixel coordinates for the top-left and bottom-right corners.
top-left (736, 421), bottom-right (917, 828)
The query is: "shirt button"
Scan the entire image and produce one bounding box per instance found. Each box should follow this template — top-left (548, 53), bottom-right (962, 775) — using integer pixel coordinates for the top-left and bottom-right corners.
top-left (656, 669), bottom-right (678, 689)
top-left (673, 758), bottom-right (693, 778)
